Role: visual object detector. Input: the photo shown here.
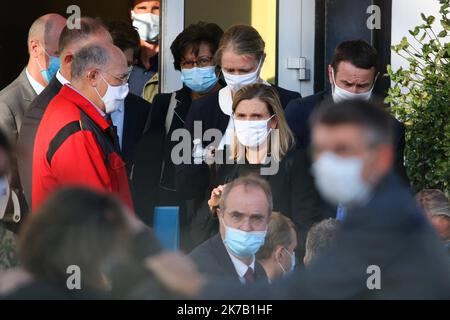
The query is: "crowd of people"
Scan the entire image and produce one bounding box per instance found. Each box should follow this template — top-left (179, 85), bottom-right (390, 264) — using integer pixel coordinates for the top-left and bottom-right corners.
top-left (0, 0), bottom-right (449, 299)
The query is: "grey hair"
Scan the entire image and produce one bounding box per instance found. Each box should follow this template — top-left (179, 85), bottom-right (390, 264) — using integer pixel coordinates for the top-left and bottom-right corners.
top-left (71, 44), bottom-right (110, 80)
top-left (305, 218), bottom-right (340, 264)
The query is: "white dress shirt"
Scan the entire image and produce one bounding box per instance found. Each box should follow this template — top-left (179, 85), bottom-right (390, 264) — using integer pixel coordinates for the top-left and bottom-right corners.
top-left (25, 68), bottom-right (45, 95)
top-left (56, 70), bottom-right (70, 86)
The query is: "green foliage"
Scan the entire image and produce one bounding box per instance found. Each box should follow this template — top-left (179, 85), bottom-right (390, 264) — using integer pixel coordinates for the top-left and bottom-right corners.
top-left (386, 0), bottom-right (450, 194)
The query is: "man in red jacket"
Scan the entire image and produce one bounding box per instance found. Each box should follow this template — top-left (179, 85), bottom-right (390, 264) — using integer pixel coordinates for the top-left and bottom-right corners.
top-left (32, 42), bottom-right (134, 211)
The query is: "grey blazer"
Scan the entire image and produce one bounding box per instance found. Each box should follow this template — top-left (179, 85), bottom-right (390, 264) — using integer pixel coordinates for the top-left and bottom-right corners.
top-left (0, 68), bottom-right (37, 143)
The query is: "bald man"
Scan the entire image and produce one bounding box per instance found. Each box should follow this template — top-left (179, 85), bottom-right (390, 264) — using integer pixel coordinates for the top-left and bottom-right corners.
top-left (0, 13), bottom-right (66, 144)
top-left (32, 43), bottom-right (134, 211)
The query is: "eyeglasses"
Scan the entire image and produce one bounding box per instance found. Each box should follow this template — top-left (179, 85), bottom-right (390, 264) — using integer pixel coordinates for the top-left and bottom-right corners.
top-left (180, 56), bottom-right (214, 69)
top-left (102, 70), bottom-right (131, 85)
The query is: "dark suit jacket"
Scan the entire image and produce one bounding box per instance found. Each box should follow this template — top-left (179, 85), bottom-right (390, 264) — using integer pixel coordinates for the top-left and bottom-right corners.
top-left (284, 90), bottom-right (408, 182)
top-left (17, 76), bottom-right (63, 210)
top-left (190, 234), bottom-right (268, 284)
top-left (201, 172), bottom-right (450, 299)
top-left (0, 68), bottom-right (37, 143)
top-left (189, 149), bottom-right (327, 256)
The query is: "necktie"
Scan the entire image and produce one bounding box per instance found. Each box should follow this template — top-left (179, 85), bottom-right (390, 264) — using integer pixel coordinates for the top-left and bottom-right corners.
top-left (243, 267), bottom-right (255, 284)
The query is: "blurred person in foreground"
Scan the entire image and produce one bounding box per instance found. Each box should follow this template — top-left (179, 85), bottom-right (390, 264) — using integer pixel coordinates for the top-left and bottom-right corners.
top-left (0, 187), bottom-right (167, 299)
top-left (145, 100), bottom-right (450, 299)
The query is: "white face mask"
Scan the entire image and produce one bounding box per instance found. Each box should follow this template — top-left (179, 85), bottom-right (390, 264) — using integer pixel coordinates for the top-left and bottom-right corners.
top-left (331, 68), bottom-right (378, 104)
top-left (311, 152), bottom-right (372, 206)
top-left (222, 59), bottom-right (262, 92)
top-left (95, 74), bottom-right (129, 114)
top-left (131, 11), bottom-right (160, 42)
top-left (233, 115), bottom-right (274, 148)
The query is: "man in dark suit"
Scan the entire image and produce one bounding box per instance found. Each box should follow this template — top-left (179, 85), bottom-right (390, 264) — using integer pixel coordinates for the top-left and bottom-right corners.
top-left (190, 176), bottom-right (269, 284)
top-left (146, 101), bottom-right (450, 299)
top-left (284, 40), bottom-right (407, 182)
top-left (16, 18), bottom-right (114, 213)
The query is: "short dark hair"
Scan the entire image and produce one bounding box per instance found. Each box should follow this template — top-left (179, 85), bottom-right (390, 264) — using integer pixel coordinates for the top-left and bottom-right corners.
top-left (331, 40), bottom-right (378, 73)
top-left (18, 188), bottom-right (131, 290)
top-left (305, 218), bottom-right (340, 263)
top-left (170, 21), bottom-right (223, 71)
top-left (310, 99), bottom-right (395, 147)
top-left (105, 20), bottom-right (141, 61)
top-left (58, 17), bottom-right (110, 54)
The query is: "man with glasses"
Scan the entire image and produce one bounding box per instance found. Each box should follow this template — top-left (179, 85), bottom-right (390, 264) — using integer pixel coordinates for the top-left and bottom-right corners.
top-left (189, 176), bottom-right (269, 284)
top-left (32, 43), bottom-right (134, 211)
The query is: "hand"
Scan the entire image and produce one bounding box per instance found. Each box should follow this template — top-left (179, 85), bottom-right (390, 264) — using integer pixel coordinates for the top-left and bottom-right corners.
top-left (145, 252), bottom-right (206, 298)
top-left (205, 146), bottom-right (216, 166)
top-left (208, 185), bottom-right (224, 214)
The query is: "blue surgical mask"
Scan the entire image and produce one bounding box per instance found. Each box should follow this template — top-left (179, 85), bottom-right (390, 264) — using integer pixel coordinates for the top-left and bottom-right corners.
top-left (38, 53), bottom-right (61, 84)
top-left (181, 66), bottom-right (219, 93)
top-left (222, 218), bottom-right (267, 258)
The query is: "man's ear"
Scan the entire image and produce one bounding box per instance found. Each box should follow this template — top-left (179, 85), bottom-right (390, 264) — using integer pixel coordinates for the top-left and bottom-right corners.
top-left (272, 245), bottom-right (284, 261)
top-left (62, 52), bottom-right (73, 66)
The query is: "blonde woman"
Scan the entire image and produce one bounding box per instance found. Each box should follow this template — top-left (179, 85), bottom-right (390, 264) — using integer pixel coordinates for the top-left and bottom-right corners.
top-left (176, 25), bottom-right (300, 200)
top-left (190, 84), bottom-right (325, 259)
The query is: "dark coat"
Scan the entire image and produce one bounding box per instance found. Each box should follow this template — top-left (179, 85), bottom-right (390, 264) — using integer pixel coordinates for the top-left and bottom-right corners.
top-left (284, 90), bottom-right (408, 182)
top-left (190, 233), bottom-right (268, 284)
top-left (188, 149), bottom-right (328, 257)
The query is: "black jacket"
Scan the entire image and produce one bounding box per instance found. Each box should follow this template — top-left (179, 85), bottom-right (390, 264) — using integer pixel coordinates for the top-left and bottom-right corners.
top-left (201, 172), bottom-right (450, 299)
top-left (189, 149), bottom-right (327, 257)
top-left (284, 90), bottom-right (408, 182)
top-left (190, 233), bottom-right (268, 284)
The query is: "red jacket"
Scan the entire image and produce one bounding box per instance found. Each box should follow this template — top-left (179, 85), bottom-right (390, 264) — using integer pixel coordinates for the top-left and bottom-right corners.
top-left (32, 85), bottom-right (134, 211)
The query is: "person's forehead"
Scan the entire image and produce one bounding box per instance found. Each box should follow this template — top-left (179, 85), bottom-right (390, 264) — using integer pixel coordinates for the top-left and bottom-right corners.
top-left (225, 185), bottom-right (269, 214)
top-left (183, 43), bottom-right (213, 59)
top-left (235, 98), bottom-right (268, 113)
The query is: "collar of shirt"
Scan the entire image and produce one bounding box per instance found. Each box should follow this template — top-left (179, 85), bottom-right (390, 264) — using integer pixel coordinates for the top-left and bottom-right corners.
top-left (224, 245), bottom-right (255, 283)
top-left (25, 68), bottom-right (45, 95)
top-left (56, 70), bottom-right (70, 86)
top-left (60, 85), bottom-right (110, 131)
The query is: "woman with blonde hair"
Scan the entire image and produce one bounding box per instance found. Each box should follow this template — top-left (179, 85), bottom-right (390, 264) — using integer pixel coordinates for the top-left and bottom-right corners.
top-left (176, 24), bottom-right (300, 200)
top-left (189, 84), bottom-right (325, 259)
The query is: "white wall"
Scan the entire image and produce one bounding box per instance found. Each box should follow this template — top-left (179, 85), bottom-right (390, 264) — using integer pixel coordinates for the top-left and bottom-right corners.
top-left (391, 0), bottom-right (446, 72)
